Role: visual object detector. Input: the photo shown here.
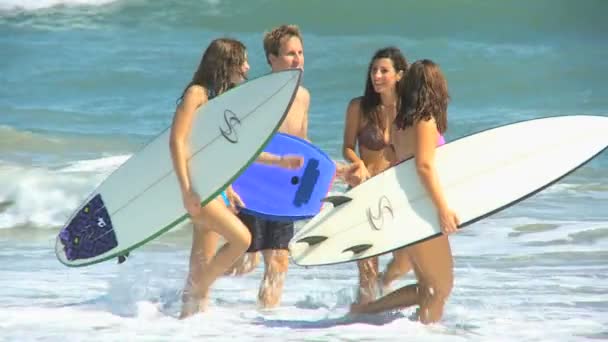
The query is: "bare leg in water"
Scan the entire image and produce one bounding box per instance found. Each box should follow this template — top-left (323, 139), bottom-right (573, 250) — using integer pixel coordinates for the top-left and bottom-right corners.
top-left (179, 198), bottom-right (251, 319)
top-left (218, 246), bottom-right (288, 309)
top-left (379, 249), bottom-right (413, 294)
top-left (356, 257), bottom-right (380, 305)
top-left (224, 252), bottom-right (261, 276)
top-left (350, 235), bottom-right (453, 325)
top-left (180, 222), bottom-right (219, 317)
top-left (258, 249), bottom-right (289, 309)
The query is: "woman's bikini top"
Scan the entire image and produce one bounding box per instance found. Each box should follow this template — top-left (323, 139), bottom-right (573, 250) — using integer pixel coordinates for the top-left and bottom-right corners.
top-left (359, 121), bottom-right (447, 151)
top-left (357, 122), bottom-right (388, 151)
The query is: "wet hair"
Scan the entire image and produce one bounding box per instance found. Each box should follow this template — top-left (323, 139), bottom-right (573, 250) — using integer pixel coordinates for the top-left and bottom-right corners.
top-left (263, 24), bottom-right (303, 65)
top-left (394, 59), bottom-right (449, 134)
top-left (178, 38), bottom-right (247, 103)
top-left (360, 46), bottom-right (408, 131)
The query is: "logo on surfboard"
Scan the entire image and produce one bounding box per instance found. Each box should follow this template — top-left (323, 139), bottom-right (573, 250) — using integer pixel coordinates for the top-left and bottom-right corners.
top-left (220, 109), bottom-right (241, 143)
top-left (366, 195), bottom-right (394, 230)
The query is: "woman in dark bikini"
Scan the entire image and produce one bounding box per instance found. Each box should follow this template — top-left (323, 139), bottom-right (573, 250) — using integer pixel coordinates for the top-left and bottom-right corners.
top-left (342, 46), bottom-right (412, 304)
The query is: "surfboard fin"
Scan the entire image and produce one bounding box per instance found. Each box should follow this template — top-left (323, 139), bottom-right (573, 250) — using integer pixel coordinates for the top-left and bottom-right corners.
top-left (343, 244), bottom-right (372, 255)
top-left (296, 235), bottom-right (328, 246)
top-left (321, 195), bottom-right (352, 207)
top-left (117, 252), bottom-right (129, 264)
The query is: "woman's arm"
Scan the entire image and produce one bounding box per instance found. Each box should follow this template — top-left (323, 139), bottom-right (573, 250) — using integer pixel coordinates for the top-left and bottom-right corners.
top-left (414, 119), bottom-right (459, 233)
top-left (342, 98), bottom-right (371, 185)
top-left (342, 98), bottom-right (363, 165)
top-left (169, 86), bottom-right (206, 215)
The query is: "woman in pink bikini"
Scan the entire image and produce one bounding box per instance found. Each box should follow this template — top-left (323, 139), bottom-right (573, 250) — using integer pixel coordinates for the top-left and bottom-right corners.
top-left (349, 59), bottom-right (459, 324)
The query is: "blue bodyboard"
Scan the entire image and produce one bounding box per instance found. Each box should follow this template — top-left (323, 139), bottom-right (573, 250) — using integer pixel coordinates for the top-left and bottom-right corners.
top-left (232, 133), bottom-right (335, 221)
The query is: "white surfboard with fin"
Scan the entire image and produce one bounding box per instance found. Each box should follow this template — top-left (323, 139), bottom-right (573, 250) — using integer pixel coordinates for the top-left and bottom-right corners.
top-left (56, 69), bottom-right (302, 267)
top-left (289, 115), bottom-right (608, 266)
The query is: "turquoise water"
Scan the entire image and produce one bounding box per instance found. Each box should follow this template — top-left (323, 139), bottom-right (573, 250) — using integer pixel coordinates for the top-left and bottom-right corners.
top-left (1, 0), bottom-right (607, 340)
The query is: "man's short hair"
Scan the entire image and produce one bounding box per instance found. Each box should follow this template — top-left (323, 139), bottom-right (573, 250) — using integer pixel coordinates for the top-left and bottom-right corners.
top-left (263, 24), bottom-right (303, 65)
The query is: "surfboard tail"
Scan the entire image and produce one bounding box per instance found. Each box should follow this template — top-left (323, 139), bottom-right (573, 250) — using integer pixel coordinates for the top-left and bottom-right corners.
top-left (58, 194), bottom-right (118, 261)
top-left (321, 195), bottom-right (352, 207)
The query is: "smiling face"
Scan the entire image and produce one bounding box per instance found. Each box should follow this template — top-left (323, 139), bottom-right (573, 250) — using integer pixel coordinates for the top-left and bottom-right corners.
top-left (370, 57), bottom-right (403, 95)
top-left (268, 36), bottom-right (304, 71)
top-left (359, 47), bottom-right (408, 130)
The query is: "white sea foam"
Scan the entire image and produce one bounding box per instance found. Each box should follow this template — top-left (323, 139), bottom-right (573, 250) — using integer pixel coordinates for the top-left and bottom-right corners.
top-left (1, 239), bottom-right (606, 341)
top-left (0, 156), bottom-right (128, 229)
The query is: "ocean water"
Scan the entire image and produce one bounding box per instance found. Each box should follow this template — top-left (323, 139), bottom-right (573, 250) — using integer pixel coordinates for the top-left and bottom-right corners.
top-left (1, 0), bottom-right (607, 340)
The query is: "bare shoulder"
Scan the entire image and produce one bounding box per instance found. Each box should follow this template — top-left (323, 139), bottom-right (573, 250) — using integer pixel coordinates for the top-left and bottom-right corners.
top-left (415, 116), bottom-right (438, 130)
top-left (185, 84), bottom-right (205, 97)
top-left (182, 84), bottom-right (207, 107)
top-left (296, 86), bottom-right (310, 104)
top-left (346, 96), bottom-right (363, 113)
top-left (414, 117), bottom-right (440, 141)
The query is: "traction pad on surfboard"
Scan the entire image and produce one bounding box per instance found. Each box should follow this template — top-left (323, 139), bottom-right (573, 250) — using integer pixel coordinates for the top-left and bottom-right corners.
top-left (292, 158), bottom-right (321, 207)
top-left (58, 194), bottom-right (118, 261)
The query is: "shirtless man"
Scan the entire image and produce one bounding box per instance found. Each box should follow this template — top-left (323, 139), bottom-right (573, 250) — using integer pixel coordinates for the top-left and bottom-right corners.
top-left (227, 24), bottom-right (309, 309)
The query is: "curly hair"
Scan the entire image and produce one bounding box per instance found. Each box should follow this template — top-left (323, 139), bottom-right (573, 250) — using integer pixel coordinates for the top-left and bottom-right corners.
top-left (178, 38), bottom-right (247, 103)
top-left (394, 59), bottom-right (449, 133)
top-left (263, 24), bottom-right (302, 65)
